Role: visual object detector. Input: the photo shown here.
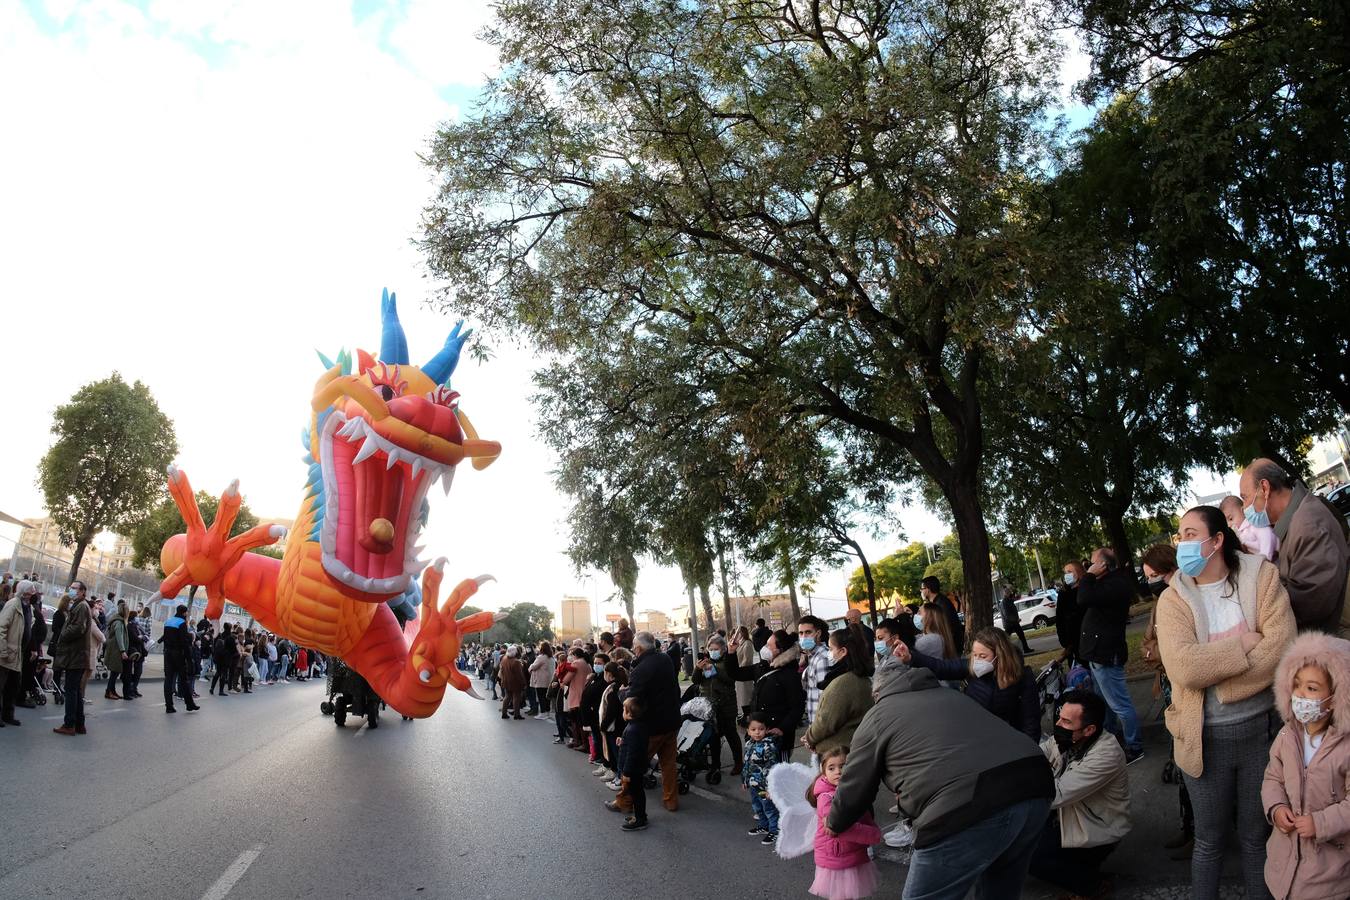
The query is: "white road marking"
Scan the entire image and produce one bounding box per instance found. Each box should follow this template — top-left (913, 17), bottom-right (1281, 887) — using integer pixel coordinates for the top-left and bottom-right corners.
top-left (199, 844), bottom-right (264, 900)
top-left (687, 784), bottom-right (726, 803)
top-left (352, 720), bottom-right (369, 737)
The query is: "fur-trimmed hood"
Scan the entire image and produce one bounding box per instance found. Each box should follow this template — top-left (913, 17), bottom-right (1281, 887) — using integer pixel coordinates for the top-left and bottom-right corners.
top-left (1273, 630), bottom-right (1350, 729)
top-left (769, 643), bottom-right (800, 669)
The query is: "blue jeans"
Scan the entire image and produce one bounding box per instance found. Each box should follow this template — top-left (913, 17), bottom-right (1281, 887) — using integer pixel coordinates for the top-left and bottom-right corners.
top-left (256, 659), bottom-right (269, 683)
top-left (902, 797), bottom-right (1050, 900)
top-left (750, 791), bottom-right (779, 833)
top-left (1089, 662), bottom-right (1142, 753)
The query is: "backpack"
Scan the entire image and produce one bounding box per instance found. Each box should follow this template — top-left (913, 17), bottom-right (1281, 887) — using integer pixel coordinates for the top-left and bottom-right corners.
top-left (213, 635), bottom-right (228, 658)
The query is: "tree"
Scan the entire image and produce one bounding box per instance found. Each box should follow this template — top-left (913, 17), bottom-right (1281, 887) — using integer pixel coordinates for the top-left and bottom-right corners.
top-left (847, 542), bottom-right (932, 610)
top-left (38, 374), bottom-right (177, 583)
top-left (131, 490), bottom-right (261, 575)
top-left (484, 602), bottom-right (554, 645)
top-left (421, 0), bottom-right (1065, 637)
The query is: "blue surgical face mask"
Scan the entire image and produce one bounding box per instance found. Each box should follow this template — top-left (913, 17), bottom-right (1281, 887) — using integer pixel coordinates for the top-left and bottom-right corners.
top-left (705, 665), bottom-right (717, 678)
top-left (1244, 496), bottom-right (1270, 529)
top-left (874, 639), bottom-right (889, 656)
top-left (67, 587), bottom-right (78, 598)
top-left (799, 637), bottom-right (816, 652)
top-left (913, 614), bottom-right (924, 631)
top-left (1176, 536), bottom-right (1217, 577)
top-left (709, 649), bottom-right (723, 660)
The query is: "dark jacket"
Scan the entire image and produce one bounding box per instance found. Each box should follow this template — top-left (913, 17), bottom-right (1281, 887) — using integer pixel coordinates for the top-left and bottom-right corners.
top-left (51, 599), bottom-right (91, 671)
top-left (48, 608), bottom-right (66, 656)
top-left (909, 647), bottom-right (1042, 741)
top-left (625, 648), bottom-right (681, 735)
top-left (580, 672), bottom-right (608, 732)
top-left (1077, 567), bottom-right (1134, 666)
top-left (933, 595), bottom-right (965, 650)
top-left (619, 718), bottom-right (649, 778)
top-left (158, 615), bottom-right (193, 662)
top-left (212, 632), bottom-right (238, 666)
top-left (691, 657), bottom-right (737, 713)
top-left (752, 647), bottom-right (806, 735)
top-left (751, 625), bottom-right (772, 651)
top-left (1055, 585), bottom-right (1081, 654)
top-left (825, 666), bottom-right (1053, 848)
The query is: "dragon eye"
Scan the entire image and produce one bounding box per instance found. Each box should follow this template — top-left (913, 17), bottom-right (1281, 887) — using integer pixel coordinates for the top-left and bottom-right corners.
top-left (369, 363), bottom-right (408, 401)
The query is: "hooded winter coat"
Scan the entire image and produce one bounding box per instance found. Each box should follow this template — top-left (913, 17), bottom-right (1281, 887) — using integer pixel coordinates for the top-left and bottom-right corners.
top-left (1262, 632), bottom-right (1350, 900)
top-left (51, 598), bottom-right (92, 671)
top-left (751, 644), bottom-right (805, 735)
top-left (825, 665), bottom-right (1053, 849)
top-left (812, 775), bottom-right (881, 870)
top-left (1156, 553), bottom-right (1297, 777)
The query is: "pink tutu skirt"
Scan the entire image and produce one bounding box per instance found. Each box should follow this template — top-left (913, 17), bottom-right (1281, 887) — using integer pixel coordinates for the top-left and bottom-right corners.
top-left (809, 861), bottom-right (878, 899)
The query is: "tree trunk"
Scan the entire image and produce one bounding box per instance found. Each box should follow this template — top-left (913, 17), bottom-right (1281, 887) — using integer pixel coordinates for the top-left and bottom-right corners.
top-left (780, 546), bottom-right (802, 624)
top-left (846, 538), bottom-right (878, 627)
top-left (1100, 509), bottom-right (1134, 568)
top-left (698, 581), bottom-right (716, 637)
top-left (946, 484), bottom-right (994, 643)
top-left (67, 532), bottom-right (93, 585)
top-left (715, 533), bottom-right (734, 631)
top-left (622, 589), bottom-right (635, 627)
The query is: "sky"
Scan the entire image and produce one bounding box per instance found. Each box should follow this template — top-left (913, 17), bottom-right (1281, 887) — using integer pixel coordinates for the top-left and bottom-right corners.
top-left (0, 1), bottom-right (1231, 625)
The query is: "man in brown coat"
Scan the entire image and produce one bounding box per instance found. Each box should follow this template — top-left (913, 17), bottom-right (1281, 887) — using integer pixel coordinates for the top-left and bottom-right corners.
top-left (1241, 459), bottom-right (1350, 632)
top-left (498, 644), bottom-right (526, 719)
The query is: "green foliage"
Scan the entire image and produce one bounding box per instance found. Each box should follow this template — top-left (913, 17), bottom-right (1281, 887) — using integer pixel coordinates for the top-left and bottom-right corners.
top-left (483, 602), bottom-right (554, 646)
top-left (846, 542), bottom-right (930, 609)
top-left (130, 491), bottom-right (260, 576)
top-left (38, 373), bottom-right (178, 581)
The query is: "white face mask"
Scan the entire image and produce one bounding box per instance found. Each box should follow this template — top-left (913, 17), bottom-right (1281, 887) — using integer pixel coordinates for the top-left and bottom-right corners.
top-left (971, 658), bottom-right (996, 678)
top-left (1292, 695), bottom-right (1331, 725)
top-left (760, 645), bottom-right (773, 662)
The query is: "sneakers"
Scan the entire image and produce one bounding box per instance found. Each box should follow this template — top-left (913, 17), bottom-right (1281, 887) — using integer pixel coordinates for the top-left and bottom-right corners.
top-left (747, 826), bottom-right (767, 836)
top-left (552, 737), bottom-right (565, 744)
top-left (605, 779), bottom-right (623, 791)
top-left (1125, 748), bottom-right (1145, 765)
top-left (592, 766), bottom-right (610, 776)
top-left (760, 833), bottom-right (777, 845)
top-left (621, 817), bottom-right (648, 832)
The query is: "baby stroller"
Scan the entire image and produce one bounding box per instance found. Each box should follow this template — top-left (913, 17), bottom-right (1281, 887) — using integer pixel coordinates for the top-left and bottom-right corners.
top-left (672, 696), bottom-right (720, 791)
top-left (319, 658), bottom-right (383, 729)
top-left (1035, 657), bottom-right (1065, 720)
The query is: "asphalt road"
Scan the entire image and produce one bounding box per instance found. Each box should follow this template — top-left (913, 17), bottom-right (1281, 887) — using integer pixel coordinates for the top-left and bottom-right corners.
top-left (0, 669), bottom-right (1250, 899)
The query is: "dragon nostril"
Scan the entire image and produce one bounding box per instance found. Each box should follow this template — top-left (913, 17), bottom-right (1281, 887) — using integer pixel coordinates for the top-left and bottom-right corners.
top-left (378, 385), bottom-right (395, 402)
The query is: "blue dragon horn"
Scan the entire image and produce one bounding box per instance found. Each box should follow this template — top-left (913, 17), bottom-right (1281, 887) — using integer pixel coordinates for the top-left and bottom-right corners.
top-left (379, 288), bottom-right (410, 365)
top-left (422, 320), bottom-right (473, 386)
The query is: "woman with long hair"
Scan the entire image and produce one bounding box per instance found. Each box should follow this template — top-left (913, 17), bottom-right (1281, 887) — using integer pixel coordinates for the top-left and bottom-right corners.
top-left (1155, 505), bottom-right (1295, 900)
top-left (915, 602), bottom-right (958, 659)
top-left (898, 626), bottom-right (1041, 740)
top-left (801, 628), bottom-right (874, 757)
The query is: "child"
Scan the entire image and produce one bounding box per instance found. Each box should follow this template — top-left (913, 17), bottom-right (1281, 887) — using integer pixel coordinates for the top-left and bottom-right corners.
top-left (743, 712), bottom-right (782, 845)
top-left (1263, 632), bottom-right (1350, 900)
top-left (808, 747), bottom-right (880, 900)
top-left (618, 696), bottom-right (649, 832)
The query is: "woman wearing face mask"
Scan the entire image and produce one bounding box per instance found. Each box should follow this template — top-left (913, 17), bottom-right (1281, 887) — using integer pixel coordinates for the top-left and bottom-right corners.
top-left (730, 625), bottom-right (756, 721)
top-left (896, 627), bottom-right (1041, 741)
top-left (580, 652), bottom-right (611, 770)
top-left (693, 635), bottom-right (745, 775)
top-left (597, 661), bottom-right (629, 789)
top-left (750, 630), bottom-right (805, 756)
top-left (1056, 561), bottom-right (1085, 663)
top-left (914, 602), bottom-right (958, 661)
top-left (801, 628), bottom-right (874, 757)
top-left (1155, 505), bottom-right (1295, 900)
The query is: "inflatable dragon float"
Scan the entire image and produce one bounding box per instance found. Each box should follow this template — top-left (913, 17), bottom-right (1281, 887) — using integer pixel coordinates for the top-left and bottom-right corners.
top-left (151, 290), bottom-right (501, 718)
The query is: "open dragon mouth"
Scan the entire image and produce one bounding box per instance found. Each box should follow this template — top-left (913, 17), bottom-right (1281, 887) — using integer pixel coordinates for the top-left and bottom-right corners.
top-left (317, 410), bottom-right (453, 597)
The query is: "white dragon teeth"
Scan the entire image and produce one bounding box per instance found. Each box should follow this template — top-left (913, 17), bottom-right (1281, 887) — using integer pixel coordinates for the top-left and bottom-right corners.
top-left (405, 557), bottom-right (429, 575)
top-left (411, 457), bottom-right (426, 482)
top-left (352, 437), bottom-right (379, 465)
top-left (386, 448), bottom-right (402, 470)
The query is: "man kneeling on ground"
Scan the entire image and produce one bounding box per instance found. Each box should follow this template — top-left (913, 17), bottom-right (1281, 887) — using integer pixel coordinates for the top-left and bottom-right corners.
top-left (1029, 689), bottom-right (1130, 899)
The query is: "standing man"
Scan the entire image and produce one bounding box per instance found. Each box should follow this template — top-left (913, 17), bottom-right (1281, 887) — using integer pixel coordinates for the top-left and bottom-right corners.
top-left (843, 607), bottom-right (874, 644)
top-left (826, 664), bottom-right (1053, 899)
top-left (615, 618), bottom-right (635, 650)
top-left (1078, 548), bottom-right (1144, 764)
top-left (498, 645), bottom-right (526, 719)
top-left (158, 604), bottom-right (199, 713)
top-left (920, 576), bottom-right (965, 650)
top-left (1002, 589), bottom-right (1033, 654)
top-left (0, 579), bottom-right (36, 726)
top-left (614, 631), bottom-right (682, 812)
top-left (796, 615), bottom-right (831, 727)
top-left (51, 581), bottom-right (92, 736)
top-left (1027, 690), bottom-right (1130, 898)
top-left (1241, 458), bottom-right (1349, 632)
top-left (751, 617), bottom-right (772, 652)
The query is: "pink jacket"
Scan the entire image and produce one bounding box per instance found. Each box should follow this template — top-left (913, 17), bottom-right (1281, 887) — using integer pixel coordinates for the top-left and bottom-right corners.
top-left (813, 776), bottom-right (881, 870)
top-left (563, 656), bottom-right (588, 710)
top-left (1262, 632), bottom-right (1350, 900)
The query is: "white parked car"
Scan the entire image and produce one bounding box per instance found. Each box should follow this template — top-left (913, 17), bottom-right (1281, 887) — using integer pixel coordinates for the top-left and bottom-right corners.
top-left (1005, 590), bottom-right (1058, 630)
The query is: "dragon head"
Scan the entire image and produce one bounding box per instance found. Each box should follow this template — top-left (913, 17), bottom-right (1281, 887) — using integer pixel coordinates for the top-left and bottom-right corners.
top-left (301, 289), bottom-right (500, 599)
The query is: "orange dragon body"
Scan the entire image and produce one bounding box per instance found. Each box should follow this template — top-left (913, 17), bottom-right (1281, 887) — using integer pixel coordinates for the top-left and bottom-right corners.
top-left (155, 290), bottom-right (501, 718)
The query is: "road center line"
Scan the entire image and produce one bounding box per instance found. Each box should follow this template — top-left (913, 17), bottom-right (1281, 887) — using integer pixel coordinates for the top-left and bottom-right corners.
top-left (199, 845), bottom-right (264, 900)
